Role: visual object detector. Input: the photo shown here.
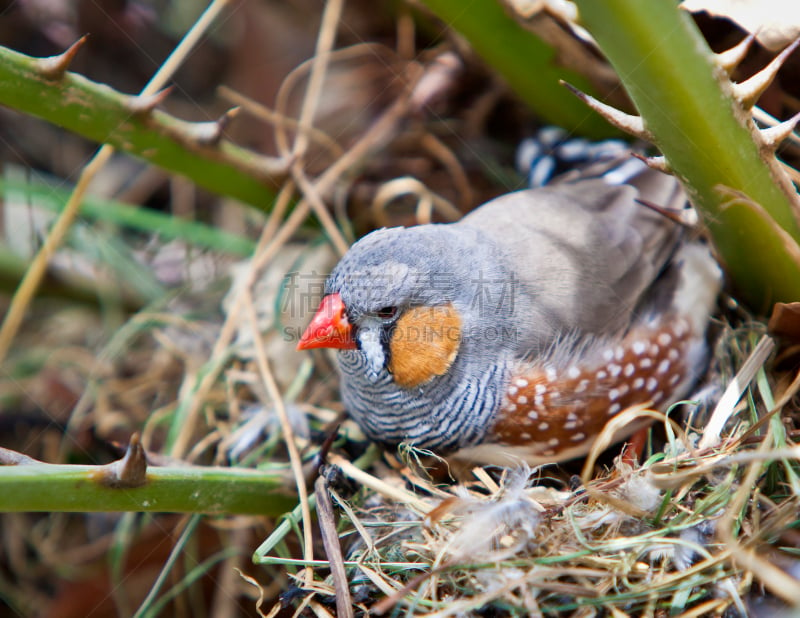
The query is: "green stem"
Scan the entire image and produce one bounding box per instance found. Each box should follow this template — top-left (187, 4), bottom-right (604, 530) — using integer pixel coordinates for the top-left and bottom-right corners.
top-left (0, 44), bottom-right (282, 211)
top-left (0, 461), bottom-right (296, 515)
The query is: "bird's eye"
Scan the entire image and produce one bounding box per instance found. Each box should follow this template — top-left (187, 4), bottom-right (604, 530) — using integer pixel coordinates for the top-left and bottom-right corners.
top-left (376, 306), bottom-right (398, 320)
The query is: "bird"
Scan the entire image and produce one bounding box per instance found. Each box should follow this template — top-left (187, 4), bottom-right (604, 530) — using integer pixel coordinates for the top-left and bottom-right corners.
top-left (296, 158), bottom-right (722, 466)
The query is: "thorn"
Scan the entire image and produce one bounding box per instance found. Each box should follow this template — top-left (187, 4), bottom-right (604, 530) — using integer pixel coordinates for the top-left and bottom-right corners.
top-left (561, 81), bottom-right (653, 141)
top-left (38, 35), bottom-right (88, 79)
top-left (715, 34), bottom-right (755, 74)
top-left (731, 38), bottom-right (800, 109)
top-left (757, 111), bottom-right (800, 151)
top-left (636, 197), bottom-right (698, 228)
top-left (631, 152), bottom-right (671, 174)
top-left (93, 433), bottom-right (148, 488)
top-left (189, 121), bottom-right (223, 146)
top-left (217, 106), bottom-right (240, 131)
top-left (127, 87), bottom-right (173, 115)
top-left (191, 107), bottom-right (240, 146)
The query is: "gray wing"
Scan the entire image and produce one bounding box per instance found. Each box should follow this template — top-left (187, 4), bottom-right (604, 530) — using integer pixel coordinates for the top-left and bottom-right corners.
top-left (457, 164), bottom-right (684, 351)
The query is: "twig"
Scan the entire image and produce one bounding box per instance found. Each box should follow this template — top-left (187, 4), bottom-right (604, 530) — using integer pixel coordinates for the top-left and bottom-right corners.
top-left (218, 86), bottom-right (344, 158)
top-left (283, 0), bottom-right (350, 256)
top-left (315, 473), bottom-right (354, 618)
top-left (290, 0), bottom-right (343, 162)
top-left (292, 166), bottom-right (350, 256)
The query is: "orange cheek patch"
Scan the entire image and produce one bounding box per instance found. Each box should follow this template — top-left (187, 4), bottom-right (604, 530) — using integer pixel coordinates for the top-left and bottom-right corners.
top-left (388, 304), bottom-right (462, 389)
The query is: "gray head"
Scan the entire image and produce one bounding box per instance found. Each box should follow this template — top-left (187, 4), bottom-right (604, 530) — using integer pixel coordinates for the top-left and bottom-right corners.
top-left (323, 223), bottom-right (520, 383)
top-left (326, 226), bottom-right (457, 318)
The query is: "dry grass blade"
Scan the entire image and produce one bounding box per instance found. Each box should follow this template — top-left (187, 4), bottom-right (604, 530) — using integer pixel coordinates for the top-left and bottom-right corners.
top-left (699, 334), bottom-right (776, 449)
top-left (243, 290), bottom-right (315, 579)
top-left (327, 453), bottom-right (432, 514)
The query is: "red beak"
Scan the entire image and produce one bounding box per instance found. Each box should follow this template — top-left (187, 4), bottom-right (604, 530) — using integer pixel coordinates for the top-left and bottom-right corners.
top-left (297, 293), bottom-right (357, 350)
